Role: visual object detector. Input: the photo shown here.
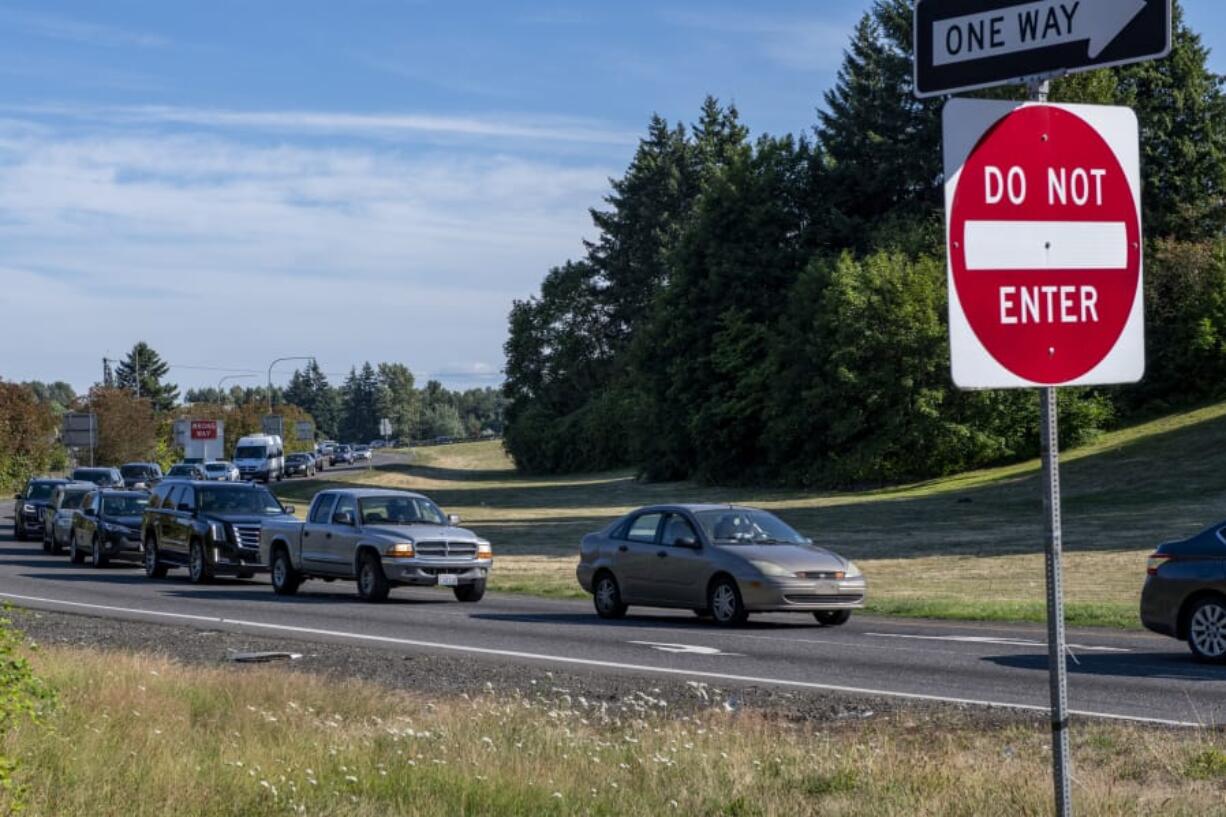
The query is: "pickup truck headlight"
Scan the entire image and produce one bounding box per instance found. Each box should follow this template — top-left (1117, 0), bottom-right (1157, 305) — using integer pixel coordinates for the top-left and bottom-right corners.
top-left (476, 541), bottom-right (493, 559)
top-left (749, 560), bottom-right (794, 578)
top-left (385, 543), bottom-right (415, 558)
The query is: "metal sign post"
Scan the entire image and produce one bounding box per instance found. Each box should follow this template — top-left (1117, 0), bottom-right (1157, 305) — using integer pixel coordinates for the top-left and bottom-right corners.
top-left (1039, 385), bottom-right (1072, 816)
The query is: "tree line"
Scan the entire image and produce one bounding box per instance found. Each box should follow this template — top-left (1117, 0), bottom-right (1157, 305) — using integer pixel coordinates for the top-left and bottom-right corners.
top-left (503, 0), bottom-right (1226, 486)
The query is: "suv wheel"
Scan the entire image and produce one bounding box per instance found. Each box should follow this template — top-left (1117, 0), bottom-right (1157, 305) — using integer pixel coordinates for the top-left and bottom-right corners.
top-left (1188, 597), bottom-right (1226, 663)
top-left (708, 577), bottom-right (748, 627)
top-left (453, 579), bottom-right (486, 603)
top-left (356, 552), bottom-right (389, 602)
top-left (14, 522), bottom-right (26, 542)
top-left (188, 539), bottom-right (214, 584)
top-left (91, 534), bottom-right (108, 568)
top-left (144, 535), bottom-right (168, 578)
top-left (271, 548), bottom-right (301, 596)
top-left (814, 609), bottom-right (852, 627)
top-left (69, 532), bottom-right (86, 564)
top-left (593, 572), bottom-right (628, 619)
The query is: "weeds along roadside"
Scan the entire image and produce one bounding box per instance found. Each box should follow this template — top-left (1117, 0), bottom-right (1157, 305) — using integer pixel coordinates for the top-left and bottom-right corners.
top-left (3, 645), bottom-right (1226, 817)
top-left (0, 608), bottom-right (54, 808)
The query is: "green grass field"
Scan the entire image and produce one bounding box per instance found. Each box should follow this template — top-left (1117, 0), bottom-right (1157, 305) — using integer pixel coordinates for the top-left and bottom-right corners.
top-left (7, 646), bottom-right (1226, 817)
top-left (276, 402), bottom-right (1226, 628)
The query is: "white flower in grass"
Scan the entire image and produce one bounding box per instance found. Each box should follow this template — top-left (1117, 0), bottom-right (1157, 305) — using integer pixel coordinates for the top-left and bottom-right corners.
top-left (345, 775), bottom-right (358, 784)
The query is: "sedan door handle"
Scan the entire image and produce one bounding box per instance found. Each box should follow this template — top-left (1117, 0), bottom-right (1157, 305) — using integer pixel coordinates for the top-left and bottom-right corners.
top-left (617, 544), bottom-right (628, 552)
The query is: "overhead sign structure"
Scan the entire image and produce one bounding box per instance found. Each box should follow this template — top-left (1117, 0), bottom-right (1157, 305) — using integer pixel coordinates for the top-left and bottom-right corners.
top-left (190, 420), bottom-right (219, 440)
top-left (295, 420), bottom-right (314, 441)
top-left (944, 99), bottom-right (1143, 388)
top-left (914, 0), bottom-right (1170, 98)
top-left (262, 415), bottom-right (284, 438)
top-left (61, 412), bottom-right (97, 449)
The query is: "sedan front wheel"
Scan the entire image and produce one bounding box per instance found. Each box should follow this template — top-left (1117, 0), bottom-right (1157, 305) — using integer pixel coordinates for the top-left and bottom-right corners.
top-left (708, 577), bottom-right (748, 627)
top-left (814, 610), bottom-right (852, 627)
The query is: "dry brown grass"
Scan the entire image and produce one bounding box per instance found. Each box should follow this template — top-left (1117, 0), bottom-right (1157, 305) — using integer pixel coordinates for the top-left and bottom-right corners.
top-left (277, 403), bottom-right (1226, 626)
top-left (6, 646), bottom-right (1226, 816)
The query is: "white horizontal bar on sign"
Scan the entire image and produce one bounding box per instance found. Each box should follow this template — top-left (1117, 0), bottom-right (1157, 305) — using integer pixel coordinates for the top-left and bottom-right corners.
top-left (963, 220), bottom-right (1128, 271)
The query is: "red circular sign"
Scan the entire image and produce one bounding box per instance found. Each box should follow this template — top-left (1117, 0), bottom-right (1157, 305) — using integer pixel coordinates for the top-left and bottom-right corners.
top-left (950, 106), bottom-right (1140, 384)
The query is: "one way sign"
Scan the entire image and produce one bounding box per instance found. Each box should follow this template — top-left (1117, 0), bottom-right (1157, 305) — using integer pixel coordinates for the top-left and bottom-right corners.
top-left (914, 0), bottom-right (1170, 98)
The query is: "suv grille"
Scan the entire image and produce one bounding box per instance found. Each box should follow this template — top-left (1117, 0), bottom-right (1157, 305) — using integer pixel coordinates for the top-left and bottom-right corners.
top-left (784, 594), bottom-right (863, 605)
top-left (415, 541), bottom-right (478, 559)
top-left (234, 524), bottom-right (261, 549)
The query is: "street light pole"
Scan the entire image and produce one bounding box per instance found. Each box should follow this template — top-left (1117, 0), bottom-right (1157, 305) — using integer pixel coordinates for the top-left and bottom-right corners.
top-left (267, 357), bottom-right (316, 414)
top-left (217, 374), bottom-right (256, 406)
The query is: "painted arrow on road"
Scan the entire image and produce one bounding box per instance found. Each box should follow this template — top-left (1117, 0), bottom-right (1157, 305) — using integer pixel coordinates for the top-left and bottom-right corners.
top-left (628, 641), bottom-right (741, 656)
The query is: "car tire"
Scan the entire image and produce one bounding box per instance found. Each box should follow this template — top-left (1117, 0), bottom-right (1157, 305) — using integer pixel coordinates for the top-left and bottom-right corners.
top-left (41, 532), bottom-right (51, 554)
top-left (69, 533), bottom-right (86, 564)
top-left (1187, 596), bottom-right (1226, 664)
top-left (453, 580), bottom-right (486, 603)
top-left (708, 577), bottom-right (749, 627)
top-left (144, 535), bottom-right (168, 578)
top-left (91, 534), bottom-right (108, 568)
top-left (14, 523), bottom-right (26, 542)
top-left (814, 610), bottom-right (852, 627)
top-left (270, 548), bottom-right (301, 596)
top-left (50, 528), bottom-right (63, 555)
top-left (356, 552), bottom-right (390, 602)
top-left (593, 572), bottom-right (628, 619)
top-left (188, 539), bottom-right (214, 584)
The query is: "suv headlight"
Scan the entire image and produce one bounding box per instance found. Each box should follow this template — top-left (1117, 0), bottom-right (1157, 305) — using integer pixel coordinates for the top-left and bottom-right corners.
top-left (386, 542), bottom-right (415, 558)
top-left (749, 560), bottom-right (794, 578)
top-left (844, 561), bottom-right (863, 579)
top-left (208, 521), bottom-right (228, 543)
top-left (22, 503), bottom-right (35, 513)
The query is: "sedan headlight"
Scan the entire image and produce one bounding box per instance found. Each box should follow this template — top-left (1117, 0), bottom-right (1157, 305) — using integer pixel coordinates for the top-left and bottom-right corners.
top-left (386, 542), bottom-right (415, 558)
top-left (844, 561), bottom-right (863, 579)
top-left (749, 559), bottom-right (794, 578)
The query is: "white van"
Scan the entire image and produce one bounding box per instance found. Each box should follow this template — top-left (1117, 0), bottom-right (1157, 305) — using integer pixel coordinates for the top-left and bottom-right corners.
top-left (233, 434), bottom-right (285, 483)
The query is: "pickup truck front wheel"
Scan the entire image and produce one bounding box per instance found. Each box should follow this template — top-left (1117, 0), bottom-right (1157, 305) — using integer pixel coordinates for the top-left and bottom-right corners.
top-left (271, 548), bottom-right (301, 596)
top-left (453, 580), bottom-right (485, 603)
top-left (356, 552), bottom-right (390, 602)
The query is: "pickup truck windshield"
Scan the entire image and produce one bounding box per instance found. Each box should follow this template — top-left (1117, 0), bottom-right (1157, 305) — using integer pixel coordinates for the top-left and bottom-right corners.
top-left (358, 496), bottom-right (446, 526)
top-left (198, 486), bottom-right (284, 515)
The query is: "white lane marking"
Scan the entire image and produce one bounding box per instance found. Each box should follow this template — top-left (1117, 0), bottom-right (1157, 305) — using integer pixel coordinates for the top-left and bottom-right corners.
top-left (0, 591), bottom-right (1200, 728)
top-left (866, 632), bottom-right (1130, 653)
top-left (628, 641), bottom-right (740, 656)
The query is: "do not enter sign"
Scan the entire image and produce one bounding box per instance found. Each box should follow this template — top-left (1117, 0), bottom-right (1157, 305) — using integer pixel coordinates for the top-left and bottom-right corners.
top-left (944, 99), bottom-right (1144, 388)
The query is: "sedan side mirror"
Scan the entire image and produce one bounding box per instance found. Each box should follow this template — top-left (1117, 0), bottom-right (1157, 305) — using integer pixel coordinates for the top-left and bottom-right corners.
top-left (447, 513), bottom-right (461, 526)
top-left (674, 536), bottom-right (700, 549)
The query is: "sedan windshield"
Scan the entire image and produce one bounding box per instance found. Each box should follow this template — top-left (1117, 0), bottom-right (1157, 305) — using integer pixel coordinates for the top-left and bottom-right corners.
top-left (694, 509), bottom-right (808, 545)
top-left (198, 486), bottom-right (284, 515)
top-left (121, 465), bottom-right (157, 479)
top-left (103, 495), bottom-right (150, 516)
top-left (168, 466), bottom-right (198, 477)
top-left (203, 463), bottom-right (228, 473)
top-left (60, 491), bottom-right (89, 509)
top-left (74, 469), bottom-right (117, 485)
top-left (359, 496), bottom-right (446, 526)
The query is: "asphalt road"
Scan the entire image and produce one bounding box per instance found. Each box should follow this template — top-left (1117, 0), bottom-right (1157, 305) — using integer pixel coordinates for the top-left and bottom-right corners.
top-left (3, 489), bottom-right (1224, 728)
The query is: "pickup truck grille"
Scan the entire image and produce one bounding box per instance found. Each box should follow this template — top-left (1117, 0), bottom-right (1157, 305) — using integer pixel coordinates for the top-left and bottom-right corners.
top-left (415, 541), bottom-right (477, 559)
top-left (234, 524), bottom-right (261, 549)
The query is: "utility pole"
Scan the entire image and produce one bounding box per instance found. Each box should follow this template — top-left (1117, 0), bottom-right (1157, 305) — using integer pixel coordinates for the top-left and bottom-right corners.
top-left (267, 356), bottom-right (316, 414)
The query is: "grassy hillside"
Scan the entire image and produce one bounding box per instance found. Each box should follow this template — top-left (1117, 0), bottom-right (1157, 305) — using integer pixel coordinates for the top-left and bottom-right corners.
top-left (7, 646), bottom-right (1226, 816)
top-left (277, 402), bottom-right (1226, 627)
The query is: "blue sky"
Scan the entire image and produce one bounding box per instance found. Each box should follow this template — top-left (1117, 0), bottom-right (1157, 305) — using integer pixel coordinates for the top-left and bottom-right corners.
top-left (0, 1), bottom-right (1222, 396)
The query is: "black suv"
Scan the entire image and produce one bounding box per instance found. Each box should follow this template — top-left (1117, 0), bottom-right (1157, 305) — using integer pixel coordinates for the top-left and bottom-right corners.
top-left (70, 489), bottom-right (151, 567)
top-left (12, 478), bottom-right (69, 541)
top-left (141, 480), bottom-right (295, 583)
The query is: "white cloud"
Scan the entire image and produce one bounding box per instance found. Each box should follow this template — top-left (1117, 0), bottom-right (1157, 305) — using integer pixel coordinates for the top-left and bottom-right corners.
top-left (8, 103), bottom-right (638, 147)
top-left (0, 118), bottom-right (617, 393)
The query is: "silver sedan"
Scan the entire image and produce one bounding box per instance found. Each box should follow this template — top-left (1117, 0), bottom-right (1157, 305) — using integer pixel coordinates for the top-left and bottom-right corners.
top-left (576, 505), bottom-right (866, 626)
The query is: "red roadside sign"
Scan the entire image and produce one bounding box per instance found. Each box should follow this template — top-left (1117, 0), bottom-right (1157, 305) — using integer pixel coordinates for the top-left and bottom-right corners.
top-left (944, 100), bottom-right (1143, 388)
top-left (190, 420), bottom-right (219, 440)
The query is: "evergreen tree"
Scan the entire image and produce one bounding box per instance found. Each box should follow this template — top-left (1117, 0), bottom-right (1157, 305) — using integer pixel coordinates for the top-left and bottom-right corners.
top-left (339, 363), bottom-right (381, 442)
top-left (114, 342), bottom-right (178, 412)
top-left (376, 363), bottom-right (418, 441)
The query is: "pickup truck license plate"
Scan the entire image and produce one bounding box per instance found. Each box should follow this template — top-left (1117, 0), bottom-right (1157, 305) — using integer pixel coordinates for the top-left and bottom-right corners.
top-left (437, 574), bottom-right (459, 587)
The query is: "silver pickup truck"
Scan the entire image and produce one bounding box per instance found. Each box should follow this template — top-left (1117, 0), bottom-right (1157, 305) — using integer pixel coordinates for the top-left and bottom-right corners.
top-left (259, 488), bottom-right (493, 602)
